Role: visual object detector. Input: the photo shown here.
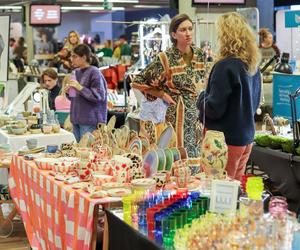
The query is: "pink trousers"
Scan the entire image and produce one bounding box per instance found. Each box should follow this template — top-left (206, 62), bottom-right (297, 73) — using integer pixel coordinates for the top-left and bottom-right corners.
top-left (225, 144), bottom-right (253, 181)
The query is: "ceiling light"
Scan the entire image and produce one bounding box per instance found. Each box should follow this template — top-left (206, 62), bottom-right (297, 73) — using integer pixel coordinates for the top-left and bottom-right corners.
top-left (61, 6), bottom-right (124, 10)
top-left (133, 5), bottom-right (162, 8)
top-left (0, 6), bottom-right (22, 10)
top-left (70, 0), bottom-right (138, 3)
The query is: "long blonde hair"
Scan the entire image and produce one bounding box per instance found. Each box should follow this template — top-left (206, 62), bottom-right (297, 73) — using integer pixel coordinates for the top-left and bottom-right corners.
top-left (216, 12), bottom-right (260, 75)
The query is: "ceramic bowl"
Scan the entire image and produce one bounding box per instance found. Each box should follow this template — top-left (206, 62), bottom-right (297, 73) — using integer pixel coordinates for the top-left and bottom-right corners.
top-left (52, 162), bottom-right (77, 173)
top-left (30, 128), bottom-right (42, 134)
top-left (52, 124), bottom-right (60, 133)
top-left (47, 144), bottom-right (59, 153)
top-left (92, 173), bottom-right (114, 186)
top-left (76, 167), bottom-right (92, 181)
top-left (43, 124), bottom-right (53, 134)
top-left (152, 172), bottom-right (167, 188)
top-left (26, 138), bottom-right (38, 150)
top-left (11, 127), bottom-right (27, 135)
top-left (131, 178), bottom-right (156, 192)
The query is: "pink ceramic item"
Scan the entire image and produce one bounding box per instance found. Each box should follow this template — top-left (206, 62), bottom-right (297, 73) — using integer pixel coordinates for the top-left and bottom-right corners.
top-left (92, 173), bottom-right (114, 186)
top-left (174, 166), bottom-right (191, 188)
top-left (76, 167), bottom-right (92, 181)
top-left (52, 162), bottom-right (77, 173)
top-left (35, 158), bottom-right (59, 170)
top-left (111, 155), bottom-right (132, 183)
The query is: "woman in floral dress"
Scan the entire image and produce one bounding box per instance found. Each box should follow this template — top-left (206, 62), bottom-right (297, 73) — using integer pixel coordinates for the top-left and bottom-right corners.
top-left (131, 14), bottom-right (207, 157)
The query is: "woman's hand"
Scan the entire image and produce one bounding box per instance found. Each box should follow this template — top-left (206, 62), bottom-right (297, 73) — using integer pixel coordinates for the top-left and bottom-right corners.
top-left (162, 93), bottom-right (176, 105)
top-left (66, 79), bottom-right (83, 91)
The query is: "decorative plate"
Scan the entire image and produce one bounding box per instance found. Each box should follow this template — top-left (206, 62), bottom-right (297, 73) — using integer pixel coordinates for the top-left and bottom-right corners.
top-left (164, 148), bottom-right (174, 171)
top-left (131, 178), bottom-right (156, 187)
top-left (157, 125), bottom-right (174, 149)
top-left (140, 136), bottom-right (150, 156)
top-left (102, 182), bottom-right (125, 190)
top-left (72, 182), bottom-right (88, 189)
top-left (107, 115), bottom-right (116, 132)
top-left (90, 190), bottom-right (108, 199)
top-left (156, 148), bottom-right (166, 171)
top-left (142, 150), bottom-right (158, 177)
top-left (129, 137), bottom-right (142, 155)
top-left (107, 188), bottom-right (131, 197)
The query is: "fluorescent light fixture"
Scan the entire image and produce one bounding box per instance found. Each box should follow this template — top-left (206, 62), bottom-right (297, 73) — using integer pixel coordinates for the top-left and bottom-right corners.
top-left (0, 6), bottom-right (22, 10)
top-left (61, 6), bottom-right (124, 10)
top-left (70, 0), bottom-right (138, 2)
top-left (133, 5), bottom-right (162, 8)
top-left (291, 5), bottom-right (300, 10)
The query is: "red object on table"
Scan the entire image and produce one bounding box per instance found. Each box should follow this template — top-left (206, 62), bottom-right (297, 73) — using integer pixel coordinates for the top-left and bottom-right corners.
top-left (8, 155), bottom-right (120, 250)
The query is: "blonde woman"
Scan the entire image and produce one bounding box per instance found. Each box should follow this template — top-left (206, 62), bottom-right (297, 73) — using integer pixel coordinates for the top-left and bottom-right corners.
top-left (197, 12), bottom-right (261, 181)
top-left (54, 75), bottom-right (71, 112)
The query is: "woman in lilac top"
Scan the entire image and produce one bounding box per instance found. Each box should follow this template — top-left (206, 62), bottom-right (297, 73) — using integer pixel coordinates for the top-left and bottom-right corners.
top-left (65, 44), bottom-right (107, 142)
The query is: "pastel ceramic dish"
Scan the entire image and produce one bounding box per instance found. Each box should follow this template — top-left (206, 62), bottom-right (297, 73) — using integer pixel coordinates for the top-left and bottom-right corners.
top-left (35, 158), bottom-right (60, 170)
top-left (156, 148), bottom-right (166, 171)
top-left (170, 147), bottom-right (181, 162)
top-left (26, 138), bottom-right (38, 150)
top-left (11, 127), bottom-right (27, 135)
top-left (131, 178), bottom-right (156, 192)
top-left (152, 172), bottom-right (167, 188)
top-left (52, 124), bottom-right (60, 133)
top-left (157, 125), bottom-right (174, 149)
top-left (164, 148), bottom-right (174, 171)
top-left (52, 162), bottom-right (77, 173)
top-left (92, 173), bottom-right (114, 186)
top-left (142, 150), bottom-right (158, 177)
top-left (43, 124), bottom-right (53, 134)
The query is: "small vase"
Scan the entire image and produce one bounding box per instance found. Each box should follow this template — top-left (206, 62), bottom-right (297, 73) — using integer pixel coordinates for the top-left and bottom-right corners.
top-left (200, 130), bottom-right (228, 177)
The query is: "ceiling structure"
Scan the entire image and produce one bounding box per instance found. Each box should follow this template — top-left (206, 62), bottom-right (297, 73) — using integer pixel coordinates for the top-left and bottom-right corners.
top-left (0, 0), bottom-right (171, 9)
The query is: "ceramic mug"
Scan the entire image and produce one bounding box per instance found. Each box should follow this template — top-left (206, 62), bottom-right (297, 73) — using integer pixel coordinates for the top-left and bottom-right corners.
top-left (174, 166), bottom-right (191, 188)
top-left (152, 172), bottom-right (167, 188)
top-left (47, 144), bottom-right (59, 153)
top-left (111, 155), bottom-right (132, 183)
top-left (26, 138), bottom-right (38, 150)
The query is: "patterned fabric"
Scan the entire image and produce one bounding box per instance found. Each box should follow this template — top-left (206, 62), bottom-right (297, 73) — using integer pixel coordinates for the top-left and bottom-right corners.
top-left (9, 155), bottom-right (121, 250)
top-left (133, 45), bottom-right (207, 157)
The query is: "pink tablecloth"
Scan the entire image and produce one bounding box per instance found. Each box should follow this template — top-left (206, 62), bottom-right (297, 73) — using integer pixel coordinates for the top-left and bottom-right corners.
top-left (8, 155), bottom-right (120, 250)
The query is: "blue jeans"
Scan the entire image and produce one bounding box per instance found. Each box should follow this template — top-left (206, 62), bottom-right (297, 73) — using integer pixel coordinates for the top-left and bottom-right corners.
top-left (73, 124), bottom-right (97, 142)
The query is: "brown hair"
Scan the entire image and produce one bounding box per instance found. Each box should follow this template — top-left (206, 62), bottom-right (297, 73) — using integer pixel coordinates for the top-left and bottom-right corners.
top-left (258, 28), bottom-right (272, 46)
top-left (169, 14), bottom-right (193, 44)
top-left (41, 68), bottom-right (58, 83)
top-left (73, 44), bottom-right (92, 63)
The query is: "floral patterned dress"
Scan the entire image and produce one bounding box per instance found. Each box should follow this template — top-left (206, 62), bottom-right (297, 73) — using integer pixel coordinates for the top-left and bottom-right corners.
top-left (133, 45), bottom-right (207, 157)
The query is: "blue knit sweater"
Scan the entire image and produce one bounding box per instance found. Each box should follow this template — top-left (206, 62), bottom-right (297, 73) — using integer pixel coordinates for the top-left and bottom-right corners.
top-left (69, 66), bottom-right (107, 126)
top-left (197, 57), bottom-right (261, 146)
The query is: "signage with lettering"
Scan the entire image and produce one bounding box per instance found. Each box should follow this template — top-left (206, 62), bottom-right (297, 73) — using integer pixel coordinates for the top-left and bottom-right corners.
top-left (209, 179), bottom-right (239, 214)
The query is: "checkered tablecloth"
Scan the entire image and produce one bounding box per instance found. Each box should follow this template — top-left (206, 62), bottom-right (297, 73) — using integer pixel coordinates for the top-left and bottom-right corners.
top-left (8, 155), bottom-right (121, 250)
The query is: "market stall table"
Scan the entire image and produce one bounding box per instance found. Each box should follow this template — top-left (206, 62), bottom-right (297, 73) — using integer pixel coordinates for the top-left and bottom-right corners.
top-left (0, 128), bottom-right (75, 186)
top-left (8, 155), bottom-right (121, 250)
top-left (0, 128), bottom-right (75, 152)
